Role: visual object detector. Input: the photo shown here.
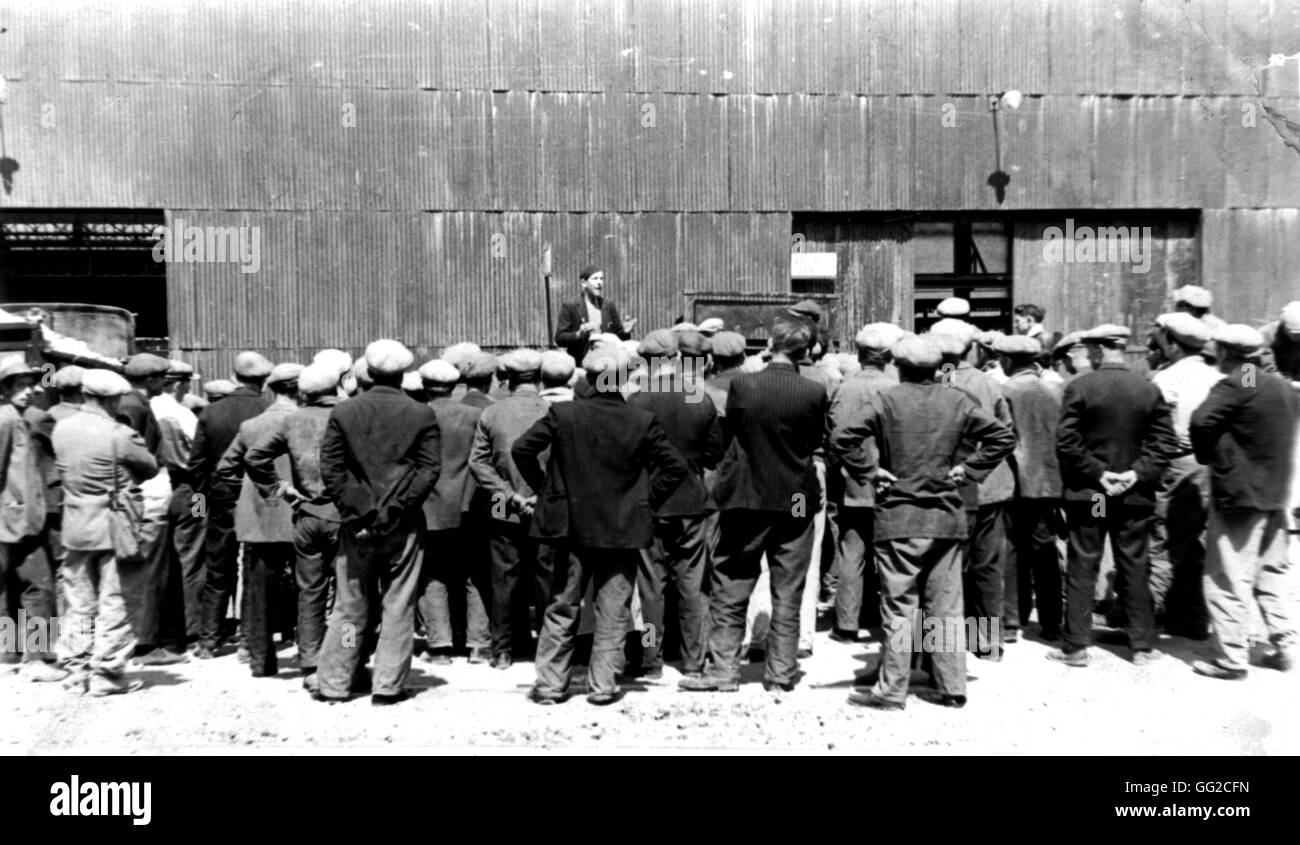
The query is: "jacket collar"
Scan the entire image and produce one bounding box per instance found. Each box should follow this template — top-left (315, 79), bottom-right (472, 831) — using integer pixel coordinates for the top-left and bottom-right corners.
top-left (767, 361), bottom-right (797, 373)
top-left (367, 385), bottom-right (403, 397)
top-left (589, 389), bottom-right (626, 403)
top-left (231, 385), bottom-right (263, 397)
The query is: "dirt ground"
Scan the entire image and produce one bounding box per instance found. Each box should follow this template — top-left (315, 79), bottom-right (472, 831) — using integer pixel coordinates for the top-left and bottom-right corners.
top-left (4, 620), bottom-right (1297, 755)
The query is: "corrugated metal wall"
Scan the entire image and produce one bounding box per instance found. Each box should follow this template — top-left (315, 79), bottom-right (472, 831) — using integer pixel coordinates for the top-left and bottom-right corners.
top-left (1, 0), bottom-right (1298, 356)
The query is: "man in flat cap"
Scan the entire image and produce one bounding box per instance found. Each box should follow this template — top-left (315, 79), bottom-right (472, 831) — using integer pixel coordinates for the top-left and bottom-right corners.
top-left (826, 323), bottom-right (903, 642)
top-left (1172, 285), bottom-right (1225, 332)
top-left (1190, 325), bottom-right (1298, 679)
top-left (1141, 313), bottom-right (1222, 640)
top-left (469, 348), bottom-right (551, 670)
top-left (975, 331), bottom-right (1008, 384)
top-left (931, 320), bottom-right (1016, 658)
top-left (24, 367), bottom-right (82, 619)
top-left (514, 345), bottom-right (688, 705)
top-left (1053, 324), bottom-right (1177, 667)
top-left (554, 266), bottom-right (636, 363)
top-left (413, 359), bottom-right (490, 666)
top-left (203, 379), bottom-right (236, 402)
top-left (0, 355), bottom-right (64, 680)
top-left (54, 369), bottom-right (159, 695)
top-left (213, 363), bottom-right (303, 677)
top-left (836, 336), bottom-right (1015, 709)
top-left (936, 297), bottom-right (971, 319)
top-left (245, 363), bottom-right (347, 690)
top-left (458, 351), bottom-right (498, 410)
top-left (702, 331), bottom-right (747, 419)
top-left (627, 330), bottom-right (724, 681)
top-left (680, 318), bottom-right (828, 693)
top-left (316, 340), bottom-right (441, 704)
top-left (189, 351), bottom-right (270, 659)
top-left (997, 335), bottom-right (1065, 643)
top-left (1050, 331), bottom-right (1090, 382)
top-left (539, 351), bottom-right (576, 404)
top-left (697, 317), bottom-right (726, 337)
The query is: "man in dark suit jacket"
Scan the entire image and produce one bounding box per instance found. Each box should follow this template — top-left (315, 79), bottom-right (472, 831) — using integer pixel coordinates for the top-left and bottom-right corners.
top-left (627, 330), bottom-right (724, 680)
top-left (513, 345), bottom-right (687, 706)
top-left (1053, 324), bottom-right (1176, 668)
top-left (680, 318), bottom-right (829, 693)
top-left (315, 340), bottom-right (441, 705)
top-left (189, 351), bottom-right (270, 658)
top-left (553, 265), bottom-right (636, 362)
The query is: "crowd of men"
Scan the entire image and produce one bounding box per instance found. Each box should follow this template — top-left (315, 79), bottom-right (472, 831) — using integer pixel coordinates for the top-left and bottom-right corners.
top-left (0, 272), bottom-right (1296, 709)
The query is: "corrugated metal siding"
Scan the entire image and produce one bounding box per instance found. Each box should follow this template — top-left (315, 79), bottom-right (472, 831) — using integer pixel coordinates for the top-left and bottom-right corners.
top-left (1202, 209), bottom-right (1300, 327)
top-left (797, 218), bottom-right (914, 344)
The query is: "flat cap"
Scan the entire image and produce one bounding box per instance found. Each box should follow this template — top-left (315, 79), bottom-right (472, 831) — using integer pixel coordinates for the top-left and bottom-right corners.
top-left (401, 371), bottom-right (424, 393)
top-left (1155, 312), bottom-right (1211, 348)
top-left (203, 379), bottom-right (237, 398)
top-left (418, 359), bottom-right (461, 385)
top-left (267, 362), bottom-right (304, 387)
top-left (677, 330), bottom-right (710, 358)
top-left (855, 322), bottom-right (905, 352)
top-left (891, 336), bottom-right (943, 369)
top-left (710, 331), bottom-right (747, 358)
top-left (82, 369), bottom-right (133, 397)
top-left (976, 330), bottom-right (1006, 349)
top-left (364, 339), bottom-right (414, 376)
top-left (1083, 324), bottom-right (1131, 345)
top-left (697, 317), bottom-right (725, 335)
top-left (460, 351), bottom-right (499, 380)
top-left (928, 331), bottom-right (968, 358)
top-left (1279, 302), bottom-right (1300, 338)
top-left (181, 394), bottom-right (209, 411)
top-left (234, 351), bottom-right (273, 379)
top-left (0, 354), bottom-right (40, 384)
top-left (582, 345), bottom-right (629, 375)
top-left (351, 358), bottom-right (373, 387)
top-left (312, 349), bottom-right (353, 376)
top-left (51, 365), bottom-right (86, 391)
top-left (579, 265), bottom-right (602, 280)
top-left (166, 359), bottom-right (194, 378)
top-left (671, 322), bottom-right (697, 333)
top-left (1053, 331), bottom-right (1085, 358)
top-left (638, 329), bottom-right (677, 358)
top-left (500, 348), bottom-right (543, 374)
top-left (124, 353), bottom-right (172, 378)
top-left (936, 297), bottom-right (972, 317)
top-left (788, 299), bottom-right (822, 321)
top-left (440, 342), bottom-right (482, 370)
top-left (297, 363), bottom-right (341, 395)
top-left (993, 335), bottom-right (1042, 356)
top-left (834, 352), bottom-right (861, 376)
top-left (540, 350), bottom-right (576, 382)
top-left (1173, 285), bottom-right (1213, 310)
top-left (929, 318), bottom-right (979, 345)
top-left (1212, 324), bottom-right (1266, 356)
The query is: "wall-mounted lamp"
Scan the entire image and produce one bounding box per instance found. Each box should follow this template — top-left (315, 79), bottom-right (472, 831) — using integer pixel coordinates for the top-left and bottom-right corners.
top-left (987, 91), bottom-right (1022, 203)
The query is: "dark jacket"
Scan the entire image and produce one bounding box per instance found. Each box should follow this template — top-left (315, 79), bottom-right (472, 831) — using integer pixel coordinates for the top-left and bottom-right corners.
top-left (1000, 367), bottom-right (1064, 499)
top-left (422, 396), bottom-right (485, 530)
top-left (833, 380), bottom-right (1015, 542)
top-left (185, 386), bottom-right (268, 494)
top-left (710, 362), bottom-right (829, 514)
top-left (628, 374), bottom-right (725, 517)
top-left (1190, 367), bottom-right (1299, 512)
top-left (319, 385), bottom-right (441, 532)
top-left (828, 366), bottom-right (897, 507)
top-left (116, 390), bottom-right (161, 455)
top-left (214, 400), bottom-right (297, 543)
top-left (1055, 363), bottom-right (1177, 507)
top-left (512, 390), bottom-right (688, 549)
top-left (554, 296), bottom-right (629, 362)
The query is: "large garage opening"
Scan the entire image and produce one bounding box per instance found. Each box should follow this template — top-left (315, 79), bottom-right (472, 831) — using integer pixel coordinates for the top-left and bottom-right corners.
top-left (0, 210), bottom-right (168, 351)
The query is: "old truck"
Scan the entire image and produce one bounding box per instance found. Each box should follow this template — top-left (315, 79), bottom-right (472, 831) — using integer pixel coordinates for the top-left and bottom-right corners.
top-left (0, 302), bottom-right (134, 373)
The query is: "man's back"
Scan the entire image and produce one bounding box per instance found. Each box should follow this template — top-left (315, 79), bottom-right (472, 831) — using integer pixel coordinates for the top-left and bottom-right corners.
top-left (712, 362), bottom-right (828, 513)
top-left (187, 386), bottom-right (267, 491)
top-left (424, 396), bottom-right (484, 530)
top-left (628, 374), bottom-right (724, 516)
top-left (1001, 369), bottom-right (1063, 499)
top-left (54, 408), bottom-right (158, 551)
top-left (951, 363), bottom-right (1015, 505)
top-left (829, 366), bottom-right (897, 507)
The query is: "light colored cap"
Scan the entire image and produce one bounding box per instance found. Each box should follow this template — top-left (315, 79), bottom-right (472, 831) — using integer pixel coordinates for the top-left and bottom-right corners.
top-left (364, 339), bottom-right (414, 376)
top-left (540, 350), bottom-right (576, 381)
top-left (123, 353), bottom-right (172, 378)
top-left (671, 322), bottom-right (697, 333)
top-left (181, 394), bottom-right (209, 411)
top-left (582, 345), bottom-right (629, 374)
top-left (855, 322), bottom-right (905, 352)
top-left (993, 335), bottom-right (1042, 356)
top-left (710, 331), bottom-right (747, 358)
top-left (1173, 285), bottom-right (1213, 309)
top-left (638, 329), bottom-right (677, 358)
top-left (351, 358), bottom-right (372, 387)
top-left (401, 371), bottom-right (423, 392)
top-left (203, 379), bottom-right (237, 397)
top-left (233, 351), bottom-right (273, 379)
top-left (267, 362), bottom-right (304, 386)
top-left (313, 349), bottom-right (353, 376)
top-left (166, 359), bottom-right (194, 377)
top-left (81, 369), bottom-right (133, 397)
top-left (976, 330), bottom-right (1006, 349)
top-left (418, 359), bottom-right (461, 385)
top-left (1155, 312), bottom-right (1211, 348)
top-left (620, 339), bottom-right (643, 358)
top-left (52, 365), bottom-right (86, 391)
top-left (891, 336), bottom-right (943, 369)
top-left (460, 351), bottom-right (498, 380)
top-left (677, 330), bottom-right (710, 357)
top-left (1053, 331), bottom-right (1085, 357)
top-left (0, 354), bottom-right (39, 384)
top-left (929, 318), bottom-right (978, 345)
top-left (834, 352), bottom-right (861, 375)
top-left (928, 332), bottom-right (968, 357)
top-left (697, 318), bottom-right (725, 335)
top-left (590, 333), bottom-right (623, 349)
top-left (1212, 324), bottom-right (1266, 356)
top-left (500, 348), bottom-right (543, 374)
top-left (1279, 302), bottom-right (1300, 338)
top-left (937, 297), bottom-right (971, 317)
top-left (440, 342), bottom-right (482, 369)
top-left (297, 363), bottom-right (341, 395)
top-left (1084, 324), bottom-right (1131, 345)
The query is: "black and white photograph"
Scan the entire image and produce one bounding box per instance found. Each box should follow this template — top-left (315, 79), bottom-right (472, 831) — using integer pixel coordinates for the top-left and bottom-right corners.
top-left (0, 0), bottom-right (1296, 789)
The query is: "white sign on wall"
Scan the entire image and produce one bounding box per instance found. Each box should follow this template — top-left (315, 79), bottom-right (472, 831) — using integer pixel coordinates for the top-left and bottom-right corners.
top-left (791, 252), bottom-right (838, 278)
